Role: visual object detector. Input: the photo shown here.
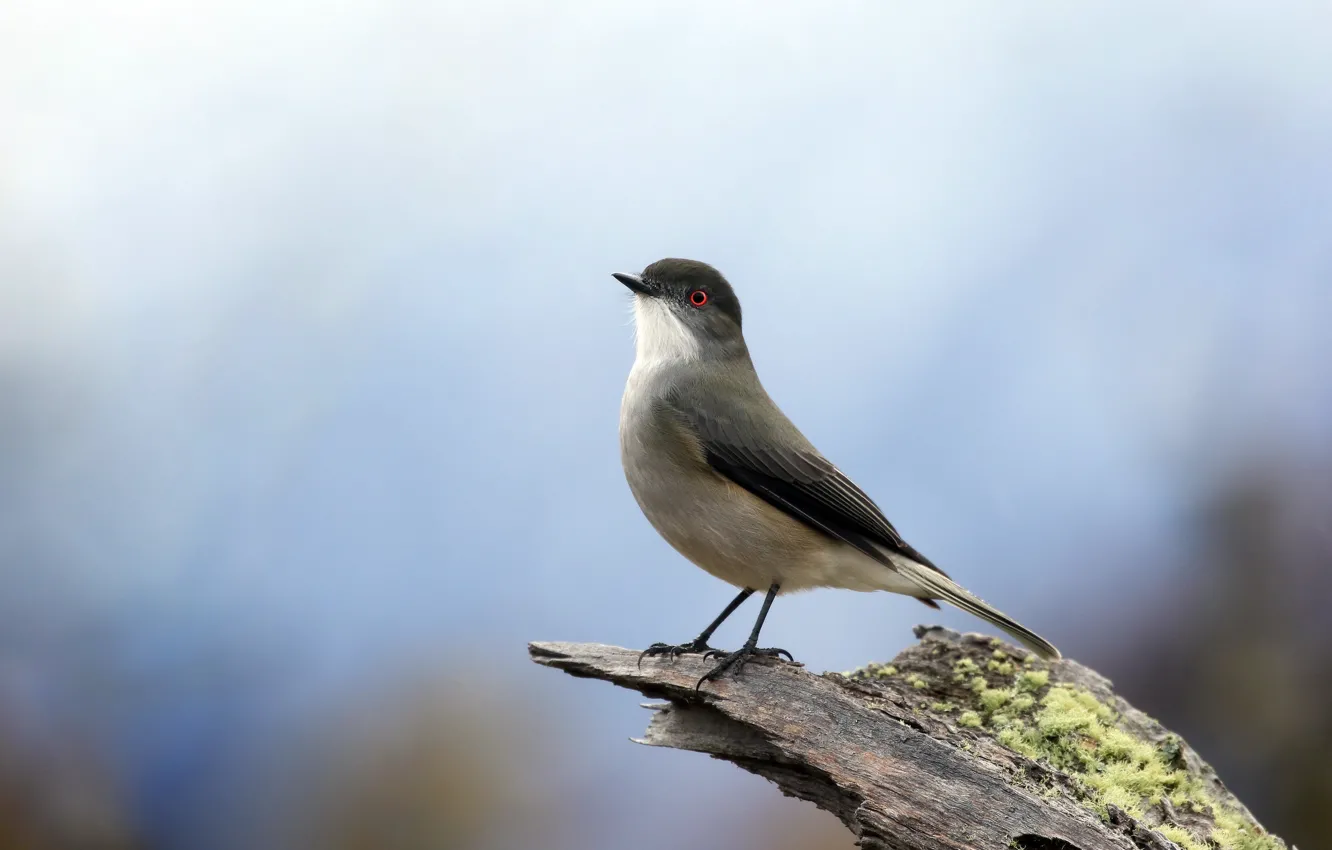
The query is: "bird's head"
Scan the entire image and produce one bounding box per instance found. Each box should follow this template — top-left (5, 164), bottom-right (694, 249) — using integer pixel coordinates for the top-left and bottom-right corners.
top-left (613, 258), bottom-right (745, 363)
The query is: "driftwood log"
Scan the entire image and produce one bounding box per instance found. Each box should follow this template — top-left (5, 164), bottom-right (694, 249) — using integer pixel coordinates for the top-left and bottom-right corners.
top-left (529, 626), bottom-right (1289, 850)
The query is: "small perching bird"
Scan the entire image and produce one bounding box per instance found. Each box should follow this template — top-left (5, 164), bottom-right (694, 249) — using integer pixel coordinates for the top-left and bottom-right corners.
top-left (615, 259), bottom-right (1060, 688)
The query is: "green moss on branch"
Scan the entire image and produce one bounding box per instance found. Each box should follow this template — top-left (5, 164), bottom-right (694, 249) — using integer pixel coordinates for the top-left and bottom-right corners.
top-left (846, 629), bottom-right (1283, 850)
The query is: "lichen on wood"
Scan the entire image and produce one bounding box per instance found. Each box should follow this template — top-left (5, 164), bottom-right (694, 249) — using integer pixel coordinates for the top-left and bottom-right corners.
top-left (530, 626), bottom-right (1289, 850)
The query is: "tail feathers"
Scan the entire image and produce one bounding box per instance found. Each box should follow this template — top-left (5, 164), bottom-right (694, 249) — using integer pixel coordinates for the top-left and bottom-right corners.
top-left (893, 558), bottom-right (1061, 660)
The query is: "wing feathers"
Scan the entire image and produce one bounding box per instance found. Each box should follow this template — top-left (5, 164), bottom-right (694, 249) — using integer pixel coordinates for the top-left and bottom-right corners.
top-left (690, 405), bottom-right (945, 575)
top-left (671, 387), bottom-right (1059, 660)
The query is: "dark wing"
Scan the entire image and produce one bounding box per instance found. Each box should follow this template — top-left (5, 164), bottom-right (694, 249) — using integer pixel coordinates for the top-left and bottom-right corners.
top-left (681, 403), bottom-right (948, 580)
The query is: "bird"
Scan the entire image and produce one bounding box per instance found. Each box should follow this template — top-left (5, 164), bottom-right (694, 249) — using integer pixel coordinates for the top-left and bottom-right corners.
top-left (613, 258), bottom-right (1060, 688)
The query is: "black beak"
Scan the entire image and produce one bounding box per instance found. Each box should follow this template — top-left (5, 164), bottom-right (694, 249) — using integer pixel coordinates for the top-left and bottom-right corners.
top-left (612, 272), bottom-right (654, 295)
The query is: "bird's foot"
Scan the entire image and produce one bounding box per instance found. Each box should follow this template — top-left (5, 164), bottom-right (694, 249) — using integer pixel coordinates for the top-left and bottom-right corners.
top-left (638, 638), bottom-right (714, 668)
top-left (696, 644), bottom-right (794, 689)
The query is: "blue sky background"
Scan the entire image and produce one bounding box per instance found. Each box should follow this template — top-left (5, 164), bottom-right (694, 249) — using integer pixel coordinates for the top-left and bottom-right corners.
top-left (3, 3), bottom-right (1331, 848)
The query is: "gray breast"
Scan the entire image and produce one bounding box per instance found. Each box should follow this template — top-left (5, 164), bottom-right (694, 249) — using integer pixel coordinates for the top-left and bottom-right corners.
top-left (618, 366), bottom-right (707, 527)
top-left (618, 365), bottom-right (822, 589)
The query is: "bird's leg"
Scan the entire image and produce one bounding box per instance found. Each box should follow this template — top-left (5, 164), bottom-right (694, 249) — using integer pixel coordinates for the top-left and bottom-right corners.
top-left (639, 588), bottom-right (754, 667)
top-left (697, 583), bottom-right (793, 689)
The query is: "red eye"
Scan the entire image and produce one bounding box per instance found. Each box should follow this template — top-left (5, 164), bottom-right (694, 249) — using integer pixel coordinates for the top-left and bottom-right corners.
top-left (689, 289), bottom-right (709, 307)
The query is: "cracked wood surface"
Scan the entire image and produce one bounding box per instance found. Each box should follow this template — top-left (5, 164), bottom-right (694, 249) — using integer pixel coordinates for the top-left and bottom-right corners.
top-left (529, 627), bottom-right (1281, 850)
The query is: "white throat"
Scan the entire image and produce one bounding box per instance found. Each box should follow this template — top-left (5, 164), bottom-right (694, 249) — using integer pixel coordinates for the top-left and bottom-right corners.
top-left (632, 296), bottom-right (701, 368)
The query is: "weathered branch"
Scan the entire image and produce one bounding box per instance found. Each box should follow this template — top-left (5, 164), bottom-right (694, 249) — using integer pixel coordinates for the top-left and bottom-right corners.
top-left (530, 626), bottom-right (1289, 850)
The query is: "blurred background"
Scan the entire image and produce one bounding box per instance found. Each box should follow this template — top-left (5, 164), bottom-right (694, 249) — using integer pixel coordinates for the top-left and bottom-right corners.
top-left (3, 2), bottom-right (1331, 848)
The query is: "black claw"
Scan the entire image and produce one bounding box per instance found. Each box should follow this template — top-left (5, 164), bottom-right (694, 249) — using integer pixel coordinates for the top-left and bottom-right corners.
top-left (638, 639), bottom-right (713, 669)
top-left (695, 645), bottom-right (795, 690)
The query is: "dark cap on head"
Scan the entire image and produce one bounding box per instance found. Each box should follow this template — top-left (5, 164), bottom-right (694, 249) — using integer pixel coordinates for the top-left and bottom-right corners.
top-left (639, 258), bottom-right (742, 328)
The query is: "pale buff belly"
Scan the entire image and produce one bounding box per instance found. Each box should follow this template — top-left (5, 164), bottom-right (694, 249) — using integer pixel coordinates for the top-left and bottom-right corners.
top-left (622, 445), bottom-right (915, 594)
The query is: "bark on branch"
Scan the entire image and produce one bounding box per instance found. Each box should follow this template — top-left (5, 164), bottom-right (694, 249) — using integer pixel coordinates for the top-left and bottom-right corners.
top-left (529, 626), bottom-right (1289, 850)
